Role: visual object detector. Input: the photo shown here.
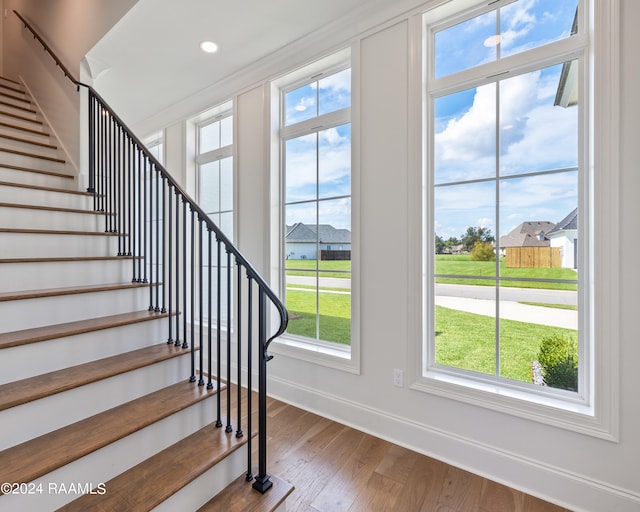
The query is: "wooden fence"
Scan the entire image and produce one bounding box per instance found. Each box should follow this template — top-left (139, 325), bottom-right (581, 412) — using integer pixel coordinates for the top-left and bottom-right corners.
top-left (505, 247), bottom-right (561, 268)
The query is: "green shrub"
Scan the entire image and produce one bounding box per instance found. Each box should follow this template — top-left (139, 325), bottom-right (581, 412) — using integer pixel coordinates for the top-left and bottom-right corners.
top-left (471, 241), bottom-right (496, 261)
top-left (537, 334), bottom-right (578, 391)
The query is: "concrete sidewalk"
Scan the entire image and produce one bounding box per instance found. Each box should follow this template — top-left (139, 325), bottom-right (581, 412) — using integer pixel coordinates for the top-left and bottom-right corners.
top-left (435, 296), bottom-right (578, 330)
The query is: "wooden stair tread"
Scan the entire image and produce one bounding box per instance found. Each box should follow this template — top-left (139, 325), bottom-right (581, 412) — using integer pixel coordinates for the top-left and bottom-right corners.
top-left (0, 227), bottom-right (120, 236)
top-left (0, 380), bottom-right (219, 493)
top-left (0, 201), bottom-right (102, 215)
top-left (0, 281), bottom-right (149, 302)
top-left (59, 420), bottom-right (250, 512)
top-left (0, 310), bottom-right (166, 350)
top-left (0, 255), bottom-right (136, 264)
top-left (0, 146), bottom-right (65, 163)
top-left (198, 474), bottom-right (294, 512)
top-left (0, 342), bottom-right (188, 411)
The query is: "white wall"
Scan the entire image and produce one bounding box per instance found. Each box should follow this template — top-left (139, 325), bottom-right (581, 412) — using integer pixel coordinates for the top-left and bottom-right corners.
top-left (141, 2), bottom-right (640, 511)
top-left (1, 0), bottom-right (137, 174)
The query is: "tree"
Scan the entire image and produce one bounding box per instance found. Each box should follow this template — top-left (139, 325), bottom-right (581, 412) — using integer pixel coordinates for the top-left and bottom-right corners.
top-left (471, 241), bottom-right (495, 261)
top-left (435, 234), bottom-right (445, 254)
top-left (461, 226), bottom-right (494, 252)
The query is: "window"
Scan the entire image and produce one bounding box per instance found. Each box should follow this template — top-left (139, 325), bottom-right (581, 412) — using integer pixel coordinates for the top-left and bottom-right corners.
top-left (196, 101), bottom-right (234, 323)
top-left (271, 50), bottom-right (358, 370)
top-left (197, 102), bottom-right (234, 241)
top-left (418, 0), bottom-right (614, 426)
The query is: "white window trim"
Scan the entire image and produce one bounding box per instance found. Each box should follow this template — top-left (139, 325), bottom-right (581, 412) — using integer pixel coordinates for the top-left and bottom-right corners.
top-left (407, 0), bottom-right (620, 441)
top-left (269, 46), bottom-right (361, 374)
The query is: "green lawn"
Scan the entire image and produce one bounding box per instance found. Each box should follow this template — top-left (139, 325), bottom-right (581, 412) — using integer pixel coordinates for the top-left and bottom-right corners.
top-left (435, 306), bottom-right (577, 383)
top-left (435, 254), bottom-right (578, 290)
top-left (285, 288), bottom-right (351, 345)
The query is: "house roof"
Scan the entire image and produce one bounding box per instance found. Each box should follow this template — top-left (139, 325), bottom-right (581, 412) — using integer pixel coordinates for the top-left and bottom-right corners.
top-left (547, 208), bottom-right (578, 236)
top-left (286, 223), bottom-right (351, 244)
top-left (499, 221), bottom-right (556, 248)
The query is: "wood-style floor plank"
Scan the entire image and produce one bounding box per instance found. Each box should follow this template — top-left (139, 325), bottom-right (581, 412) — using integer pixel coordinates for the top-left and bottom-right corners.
top-left (198, 473), bottom-right (294, 512)
top-left (259, 399), bottom-right (571, 512)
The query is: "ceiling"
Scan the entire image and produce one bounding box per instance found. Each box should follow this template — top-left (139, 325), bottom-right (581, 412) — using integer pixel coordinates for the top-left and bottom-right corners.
top-left (87, 0), bottom-right (388, 129)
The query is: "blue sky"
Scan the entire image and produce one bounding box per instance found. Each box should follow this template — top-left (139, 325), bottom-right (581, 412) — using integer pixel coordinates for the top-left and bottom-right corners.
top-left (433, 0), bottom-right (579, 241)
top-left (285, 70), bottom-right (352, 231)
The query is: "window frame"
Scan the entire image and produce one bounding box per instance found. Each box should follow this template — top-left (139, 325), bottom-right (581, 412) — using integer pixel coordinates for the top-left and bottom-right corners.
top-left (269, 48), bottom-right (361, 374)
top-left (407, 0), bottom-right (620, 440)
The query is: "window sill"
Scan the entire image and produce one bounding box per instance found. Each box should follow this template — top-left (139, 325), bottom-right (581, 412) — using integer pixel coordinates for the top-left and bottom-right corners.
top-left (270, 335), bottom-right (360, 374)
top-left (411, 370), bottom-right (617, 441)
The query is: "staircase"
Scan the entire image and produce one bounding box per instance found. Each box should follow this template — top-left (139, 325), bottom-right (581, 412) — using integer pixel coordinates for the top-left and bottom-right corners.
top-left (0, 75), bottom-right (292, 510)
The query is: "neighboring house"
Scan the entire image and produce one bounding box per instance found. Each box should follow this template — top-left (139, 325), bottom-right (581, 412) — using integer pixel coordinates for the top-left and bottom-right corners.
top-left (285, 222), bottom-right (351, 260)
top-left (499, 221), bottom-right (556, 250)
top-left (547, 208), bottom-right (578, 269)
top-left (499, 221), bottom-right (558, 268)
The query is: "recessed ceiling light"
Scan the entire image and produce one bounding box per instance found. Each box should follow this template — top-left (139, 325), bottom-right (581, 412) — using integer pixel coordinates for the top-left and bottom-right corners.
top-left (200, 41), bottom-right (219, 54)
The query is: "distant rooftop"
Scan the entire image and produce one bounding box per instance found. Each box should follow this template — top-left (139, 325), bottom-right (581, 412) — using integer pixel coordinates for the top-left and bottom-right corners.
top-left (286, 223), bottom-right (351, 244)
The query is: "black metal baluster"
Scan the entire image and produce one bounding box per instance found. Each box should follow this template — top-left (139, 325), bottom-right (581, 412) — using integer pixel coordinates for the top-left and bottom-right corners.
top-left (207, 228), bottom-right (213, 390)
top-left (88, 92), bottom-right (95, 198)
top-left (236, 258), bottom-right (243, 439)
top-left (161, 176), bottom-right (166, 313)
top-left (136, 149), bottom-right (143, 282)
top-left (198, 217), bottom-right (204, 386)
top-left (245, 274), bottom-right (253, 482)
top-left (226, 248), bottom-right (233, 434)
top-left (116, 124), bottom-right (122, 255)
top-left (174, 189), bottom-right (181, 347)
top-left (148, 161), bottom-right (155, 311)
top-left (167, 184), bottom-right (174, 344)
top-left (182, 198), bottom-right (188, 350)
top-left (143, 157), bottom-right (149, 285)
top-left (253, 289), bottom-right (272, 493)
top-left (216, 236), bottom-right (222, 428)
top-left (190, 208), bottom-right (196, 381)
top-left (126, 135), bottom-right (132, 257)
top-left (155, 167), bottom-right (161, 312)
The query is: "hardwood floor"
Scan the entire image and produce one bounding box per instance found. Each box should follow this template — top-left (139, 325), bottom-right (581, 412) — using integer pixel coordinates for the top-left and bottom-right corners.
top-left (261, 396), bottom-right (570, 512)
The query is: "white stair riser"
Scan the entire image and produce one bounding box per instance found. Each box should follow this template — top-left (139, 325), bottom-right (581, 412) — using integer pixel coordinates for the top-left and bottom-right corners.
top-left (0, 232), bottom-right (120, 258)
top-left (0, 135), bottom-right (56, 154)
top-left (0, 206), bottom-right (102, 232)
top-left (0, 150), bottom-right (66, 173)
top-left (1, 286), bottom-right (155, 332)
top-left (0, 114), bottom-right (43, 132)
top-left (0, 396), bottom-right (218, 511)
top-left (0, 186), bottom-right (90, 209)
top-left (0, 126), bottom-right (51, 145)
top-left (153, 446), bottom-right (247, 512)
top-left (0, 352), bottom-right (198, 450)
top-left (0, 259), bottom-right (136, 292)
top-left (0, 103), bottom-right (37, 119)
top-left (0, 168), bottom-right (75, 190)
top-left (0, 95), bottom-right (31, 109)
top-left (0, 318), bottom-right (171, 384)
top-left (0, 150), bottom-right (65, 172)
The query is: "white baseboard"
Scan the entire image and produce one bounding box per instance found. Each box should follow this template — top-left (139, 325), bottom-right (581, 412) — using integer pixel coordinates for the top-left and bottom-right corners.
top-left (267, 374), bottom-right (640, 512)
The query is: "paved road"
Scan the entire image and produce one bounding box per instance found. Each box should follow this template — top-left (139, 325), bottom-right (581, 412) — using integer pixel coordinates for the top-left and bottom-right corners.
top-left (287, 278), bottom-right (577, 329)
top-left (436, 283), bottom-right (577, 305)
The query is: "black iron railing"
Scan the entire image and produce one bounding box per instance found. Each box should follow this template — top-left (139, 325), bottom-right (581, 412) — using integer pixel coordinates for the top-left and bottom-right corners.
top-left (15, 10), bottom-right (287, 494)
